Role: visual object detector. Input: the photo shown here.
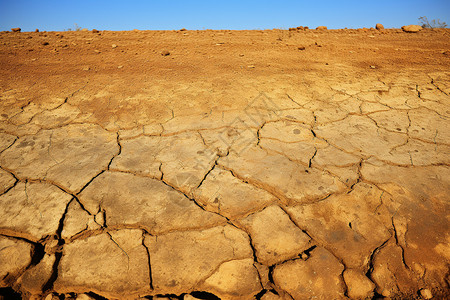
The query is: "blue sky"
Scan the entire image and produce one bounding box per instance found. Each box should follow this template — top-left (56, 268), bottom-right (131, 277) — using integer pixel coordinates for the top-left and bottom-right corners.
top-left (0, 0), bottom-right (449, 31)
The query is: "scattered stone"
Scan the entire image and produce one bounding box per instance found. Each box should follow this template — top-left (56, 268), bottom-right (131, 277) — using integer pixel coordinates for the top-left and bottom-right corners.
top-left (42, 41), bottom-right (49, 45)
top-left (111, 43), bottom-right (117, 48)
top-left (376, 23), bottom-right (384, 30)
top-left (180, 28), bottom-right (187, 31)
top-left (402, 25), bottom-right (422, 33)
top-left (298, 46), bottom-right (306, 50)
top-left (35, 29), bottom-right (39, 32)
top-left (117, 65), bottom-right (123, 69)
top-left (343, 269), bottom-right (375, 299)
top-left (161, 50), bottom-right (170, 56)
top-left (11, 27), bottom-right (21, 32)
top-left (94, 49), bottom-right (101, 54)
top-left (92, 29), bottom-right (99, 33)
top-left (273, 247), bottom-right (345, 299)
top-left (247, 65), bottom-right (255, 68)
top-left (420, 288), bottom-right (433, 299)
top-left (82, 66), bottom-right (90, 71)
top-left (316, 26), bottom-right (327, 30)
top-left (238, 205), bottom-right (311, 265)
top-left (370, 65), bottom-right (376, 69)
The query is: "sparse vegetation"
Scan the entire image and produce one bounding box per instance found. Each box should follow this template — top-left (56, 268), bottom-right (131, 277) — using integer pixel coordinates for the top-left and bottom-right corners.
top-left (419, 16), bottom-right (447, 29)
top-left (65, 23), bottom-right (82, 31)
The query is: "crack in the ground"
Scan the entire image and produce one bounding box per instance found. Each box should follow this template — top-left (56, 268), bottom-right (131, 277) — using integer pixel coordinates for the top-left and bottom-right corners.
top-left (391, 217), bottom-right (410, 271)
top-left (141, 232), bottom-right (153, 290)
top-left (106, 232), bottom-right (130, 270)
top-left (430, 77), bottom-right (449, 96)
top-left (365, 237), bottom-right (391, 280)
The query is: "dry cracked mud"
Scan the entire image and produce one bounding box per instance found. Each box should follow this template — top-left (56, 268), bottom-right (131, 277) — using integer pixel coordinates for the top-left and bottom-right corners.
top-left (0, 28), bottom-right (449, 299)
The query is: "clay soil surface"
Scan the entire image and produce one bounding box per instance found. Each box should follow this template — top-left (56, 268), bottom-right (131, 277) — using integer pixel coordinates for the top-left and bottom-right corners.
top-left (0, 28), bottom-right (449, 299)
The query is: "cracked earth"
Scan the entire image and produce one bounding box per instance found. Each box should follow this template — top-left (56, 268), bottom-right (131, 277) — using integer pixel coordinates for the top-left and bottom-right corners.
top-left (0, 28), bottom-right (449, 299)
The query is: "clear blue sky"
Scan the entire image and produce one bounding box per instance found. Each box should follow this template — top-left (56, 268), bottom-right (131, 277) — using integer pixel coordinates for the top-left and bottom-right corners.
top-left (0, 0), bottom-right (449, 31)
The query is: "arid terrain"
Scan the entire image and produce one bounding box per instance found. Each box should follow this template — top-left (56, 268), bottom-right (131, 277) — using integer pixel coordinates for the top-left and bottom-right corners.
top-left (0, 27), bottom-right (449, 300)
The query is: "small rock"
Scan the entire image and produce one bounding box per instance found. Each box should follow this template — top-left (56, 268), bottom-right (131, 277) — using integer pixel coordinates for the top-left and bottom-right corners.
top-left (420, 288), bottom-right (433, 299)
top-left (247, 65), bottom-right (255, 68)
top-left (376, 23), bottom-right (384, 30)
top-left (402, 25), bottom-right (422, 33)
top-left (42, 41), bottom-right (49, 46)
top-left (111, 44), bottom-right (117, 48)
top-left (297, 26), bottom-right (305, 30)
top-left (82, 66), bottom-right (90, 71)
top-left (161, 50), bottom-right (170, 56)
top-left (92, 29), bottom-right (99, 33)
top-left (370, 65), bottom-right (376, 69)
top-left (298, 46), bottom-right (306, 50)
top-left (180, 28), bottom-right (187, 31)
top-left (316, 26), bottom-right (327, 30)
top-left (81, 28), bottom-right (89, 32)
top-left (343, 269), bottom-right (375, 299)
top-left (117, 65), bottom-right (123, 69)
top-left (289, 27), bottom-right (297, 31)
top-left (442, 50), bottom-right (449, 56)
top-left (94, 50), bottom-right (101, 54)
top-left (11, 27), bottom-right (21, 32)
top-left (35, 29), bottom-right (39, 32)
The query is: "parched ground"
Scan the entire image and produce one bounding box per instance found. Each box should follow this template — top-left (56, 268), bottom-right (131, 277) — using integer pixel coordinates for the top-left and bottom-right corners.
top-left (0, 27), bottom-right (449, 300)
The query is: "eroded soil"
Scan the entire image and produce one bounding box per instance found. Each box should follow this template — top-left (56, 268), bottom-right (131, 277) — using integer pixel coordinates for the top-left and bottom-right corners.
top-left (0, 28), bottom-right (449, 300)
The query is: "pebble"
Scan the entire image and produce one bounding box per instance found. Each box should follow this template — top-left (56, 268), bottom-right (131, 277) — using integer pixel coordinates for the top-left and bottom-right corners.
top-left (42, 41), bottom-right (49, 46)
top-left (316, 26), bottom-right (327, 30)
top-left (298, 46), bottom-right (306, 50)
top-left (11, 27), bottom-right (21, 32)
top-left (370, 65), bottom-right (376, 69)
top-left (118, 65), bottom-right (123, 69)
top-left (402, 25), bottom-right (422, 33)
top-left (161, 50), bottom-right (170, 56)
top-left (92, 29), bottom-right (99, 33)
top-left (247, 65), bottom-right (255, 68)
top-left (112, 44), bottom-right (118, 48)
top-left (420, 289), bottom-right (433, 299)
top-left (82, 66), bottom-right (90, 71)
top-left (94, 50), bottom-right (101, 54)
top-left (376, 23), bottom-right (384, 30)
